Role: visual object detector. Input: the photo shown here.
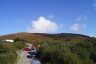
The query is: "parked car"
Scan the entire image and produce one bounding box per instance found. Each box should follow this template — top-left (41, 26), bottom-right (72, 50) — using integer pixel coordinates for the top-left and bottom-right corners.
top-left (31, 60), bottom-right (41, 64)
top-left (32, 44), bottom-right (36, 49)
top-left (30, 48), bottom-right (36, 52)
top-left (23, 48), bottom-right (31, 51)
top-left (30, 50), bottom-right (36, 52)
top-left (31, 48), bottom-right (35, 50)
top-left (30, 52), bottom-right (36, 57)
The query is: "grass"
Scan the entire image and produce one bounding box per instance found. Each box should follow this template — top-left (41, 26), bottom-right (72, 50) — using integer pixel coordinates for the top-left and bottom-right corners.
top-left (14, 43), bottom-right (28, 64)
top-left (14, 54), bottom-right (20, 64)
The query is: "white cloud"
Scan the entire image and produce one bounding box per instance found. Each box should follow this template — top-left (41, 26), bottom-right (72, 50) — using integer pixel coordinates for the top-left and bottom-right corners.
top-left (70, 23), bottom-right (87, 31)
top-left (76, 15), bottom-right (87, 22)
top-left (27, 17), bottom-right (59, 33)
top-left (48, 15), bottom-right (54, 19)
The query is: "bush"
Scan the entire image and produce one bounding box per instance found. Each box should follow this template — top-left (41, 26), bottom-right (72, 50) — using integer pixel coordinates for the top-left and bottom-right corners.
top-left (36, 38), bottom-right (96, 64)
top-left (0, 41), bottom-right (25, 64)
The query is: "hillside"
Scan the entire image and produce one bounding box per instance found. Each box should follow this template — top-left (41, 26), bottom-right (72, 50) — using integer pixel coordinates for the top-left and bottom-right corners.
top-left (1, 32), bottom-right (96, 64)
top-left (0, 32), bottom-right (90, 40)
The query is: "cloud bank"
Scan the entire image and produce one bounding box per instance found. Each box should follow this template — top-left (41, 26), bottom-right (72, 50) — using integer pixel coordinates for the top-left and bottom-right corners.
top-left (70, 23), bottom-right (87, 31)
top-left (27, 17), bottom-right (59, 33)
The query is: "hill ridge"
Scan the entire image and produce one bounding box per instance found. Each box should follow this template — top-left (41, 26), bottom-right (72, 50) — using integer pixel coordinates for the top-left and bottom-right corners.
top-left (0, 32), bottom-right (90, 40)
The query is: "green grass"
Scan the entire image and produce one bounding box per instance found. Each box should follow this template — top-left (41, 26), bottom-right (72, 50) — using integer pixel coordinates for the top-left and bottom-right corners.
top-left (14, 55), bottom-right (20, 64)
top-left (14, 43), bottom-right (28, 64)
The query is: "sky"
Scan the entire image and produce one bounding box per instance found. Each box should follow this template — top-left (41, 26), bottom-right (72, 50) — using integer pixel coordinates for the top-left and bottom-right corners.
top-left (0, 0), bottom-right (96, 36)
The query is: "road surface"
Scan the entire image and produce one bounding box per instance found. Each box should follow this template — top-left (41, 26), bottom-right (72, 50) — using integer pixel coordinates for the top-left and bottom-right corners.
top-left (17, 43), bottom-right (33, 64)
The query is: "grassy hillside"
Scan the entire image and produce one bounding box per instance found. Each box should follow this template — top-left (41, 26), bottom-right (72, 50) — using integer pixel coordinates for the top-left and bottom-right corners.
top-left (0, 32), bottom-right (90, 41)
top-left (0, 32), bottom-right (89, 38)
top-left (0, 32), bottom-right (90, 45)
top-left (0, 32), bottom-right (96, 64)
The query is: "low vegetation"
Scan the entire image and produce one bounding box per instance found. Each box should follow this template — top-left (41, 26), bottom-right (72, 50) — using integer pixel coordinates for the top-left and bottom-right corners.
top-left (0, 38), bottom-right (26, 64)
top-left (0, 33), bottom-right (96, 64)
top-left (36, 38), bottom-right (96, 64)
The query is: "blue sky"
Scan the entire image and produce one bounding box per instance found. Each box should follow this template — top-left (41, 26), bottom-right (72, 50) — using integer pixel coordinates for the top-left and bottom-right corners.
top-left (0, 0), bottom-right (96, 36)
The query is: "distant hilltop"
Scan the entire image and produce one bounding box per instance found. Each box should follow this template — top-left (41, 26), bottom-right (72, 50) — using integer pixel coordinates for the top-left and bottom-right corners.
top-left (0, 32), bottom-right (90, 40)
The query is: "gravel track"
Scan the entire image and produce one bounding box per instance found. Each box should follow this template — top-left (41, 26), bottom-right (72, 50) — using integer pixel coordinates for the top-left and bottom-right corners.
top-left (17, 43), bottom-right (33, 64)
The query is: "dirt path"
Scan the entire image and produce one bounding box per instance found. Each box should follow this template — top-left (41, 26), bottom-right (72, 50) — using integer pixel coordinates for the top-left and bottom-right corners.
top-left (17, 43), bottom-right (33, 64)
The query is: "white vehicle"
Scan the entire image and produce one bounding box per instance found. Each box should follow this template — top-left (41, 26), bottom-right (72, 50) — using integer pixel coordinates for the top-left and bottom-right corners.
top-left (31, 60), bottom-right (41, 64)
